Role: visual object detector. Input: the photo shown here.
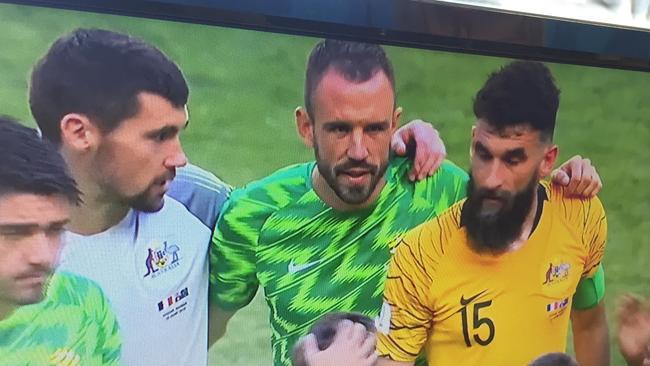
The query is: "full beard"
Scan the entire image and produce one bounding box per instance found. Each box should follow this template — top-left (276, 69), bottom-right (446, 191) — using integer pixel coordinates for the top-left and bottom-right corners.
top-left (462, 173), bottom-right (538, 254)
top-left (314, 143), bottom-right (388, 205)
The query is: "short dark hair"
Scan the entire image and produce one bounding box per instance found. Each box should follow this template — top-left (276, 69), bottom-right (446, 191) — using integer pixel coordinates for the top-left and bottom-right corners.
top-left (305, 39), bottom-right (396, 119)
top-left (528, 352), bottom-right (578, 366)
top-left (30, 28), bottom-right (189, 145)
top-left (292, 312), bottom-right (376, 366)
top-left (473, 60), bottom-right (560, 141)
top-left (0, 116), bottom-right (80, 203)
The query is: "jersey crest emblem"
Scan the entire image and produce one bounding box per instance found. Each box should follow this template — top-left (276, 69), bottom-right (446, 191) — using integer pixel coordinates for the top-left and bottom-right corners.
top-left (542, 261), bottom-right (570, 285)
top-left (144, 240), bottom-right (181, 278)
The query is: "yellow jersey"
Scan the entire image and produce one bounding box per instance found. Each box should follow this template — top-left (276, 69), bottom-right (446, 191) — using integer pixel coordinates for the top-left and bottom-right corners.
top-left (376, 181), bottom-right (607, 365)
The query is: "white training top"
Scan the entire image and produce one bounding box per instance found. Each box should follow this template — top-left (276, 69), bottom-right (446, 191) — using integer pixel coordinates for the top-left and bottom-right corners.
top-left (58, 164), bottom-right (230, 366)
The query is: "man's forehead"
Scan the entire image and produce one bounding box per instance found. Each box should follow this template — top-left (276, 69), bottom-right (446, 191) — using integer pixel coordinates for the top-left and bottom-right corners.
top-left (118, 92), bottom-right (188, 130)
top-left (316, 67), bottom-right (392, 94)
top-left (312, 69), bottom-right (395, 122)
top-left (474, 119), bottom-right (542, 143)
top-left (0, 193), bottom-right (70, 222)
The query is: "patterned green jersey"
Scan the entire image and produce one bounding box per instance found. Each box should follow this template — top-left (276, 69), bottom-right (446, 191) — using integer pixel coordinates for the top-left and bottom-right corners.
top-left (0, 271), bottom-right (121, 366)
top-left (210, 157), bottom-right (468, 366)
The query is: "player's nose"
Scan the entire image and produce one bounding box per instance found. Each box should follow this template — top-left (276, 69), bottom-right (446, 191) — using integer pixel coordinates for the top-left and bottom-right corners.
top-left (347, 130), bottom-right (369, 161)
top-left (165, 144), bottom-right (188, 169)
top-left (25, 232), bottom-right (59, 268)
top-left (483, 162), bottom-right (505, 190)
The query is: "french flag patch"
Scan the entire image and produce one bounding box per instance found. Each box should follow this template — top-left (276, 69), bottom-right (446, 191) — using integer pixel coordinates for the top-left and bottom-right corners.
top-left (546, 298), bottom-right (569, 312)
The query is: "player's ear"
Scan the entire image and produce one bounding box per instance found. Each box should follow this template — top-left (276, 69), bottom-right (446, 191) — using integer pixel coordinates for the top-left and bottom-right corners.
top-left (60, 113), bottom-right (99, 152)
top-left (539, 144), bottom-right (559, 178)
top-left (295, 107), bottom-right (314, 148)
top-left (391, 106), bottom-right (402, 133)
top-left (469, 125), bottom-right (477, 159)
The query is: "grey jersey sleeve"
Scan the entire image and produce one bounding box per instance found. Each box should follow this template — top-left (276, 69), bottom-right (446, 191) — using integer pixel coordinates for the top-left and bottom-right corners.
top-left (167, 164), bottom-right (231, 231)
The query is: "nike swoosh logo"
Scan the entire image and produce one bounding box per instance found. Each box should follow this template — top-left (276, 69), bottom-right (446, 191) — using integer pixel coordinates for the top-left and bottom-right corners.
top-left (460, 289), bottom-right (488, 306)
top-left (288, 260), bottom-right (321, 274)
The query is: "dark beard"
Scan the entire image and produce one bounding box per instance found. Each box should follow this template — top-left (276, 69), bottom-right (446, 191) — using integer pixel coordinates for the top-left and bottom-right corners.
top-left (126, 190), bottom-right (165, 212)
top-left (462, 173), bottom-right (538, 254)
top-left (313, 141), bottom-right (387, 205)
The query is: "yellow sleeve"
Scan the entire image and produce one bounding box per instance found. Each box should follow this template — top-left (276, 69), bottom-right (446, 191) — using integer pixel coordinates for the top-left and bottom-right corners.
top-left (377, 223), bottom-right (438, 362)
top-left (581, 196), bottom-right (607, 278)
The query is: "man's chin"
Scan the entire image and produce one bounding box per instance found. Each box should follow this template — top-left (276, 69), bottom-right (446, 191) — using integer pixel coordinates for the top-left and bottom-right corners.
top-left (129, 195), bottom-right (165, 212)
top-left (335, 186), bottom-right (374, 205)
top-left (15, 290), bottom-right (47, 306)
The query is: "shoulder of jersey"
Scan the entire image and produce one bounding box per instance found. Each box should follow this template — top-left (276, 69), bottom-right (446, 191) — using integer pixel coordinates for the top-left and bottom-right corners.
top-left (175, 163), bottom-right (232, 195)
top-left (430, 198), bottom-right (465, 234)
top-left (541, 180), bottom-right (603, 221)
top-left (47, 271), bottom-right (105, 306)
top-left (436, 159), bottom-right (469, 179)
top-left (386, 157), bottom-right (468, 187)
top-left (229, 162), bottom-right (313, 205)
top-left (410, 199), bottom-right (464, 245)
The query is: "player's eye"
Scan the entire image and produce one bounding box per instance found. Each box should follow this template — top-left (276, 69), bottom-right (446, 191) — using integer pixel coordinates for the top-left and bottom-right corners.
top-left (156, 131), bottom-right (174, 142)
top-left (326, 124), bottom-right (350, 134)
top-left (149, 127), bottom-right (178, 142)
top-left (476, 150), bottom-right (491, 161)
top-left (365, 124), bottom-right (387, 133)
top-left (504, 158), bottom-right (521, 166)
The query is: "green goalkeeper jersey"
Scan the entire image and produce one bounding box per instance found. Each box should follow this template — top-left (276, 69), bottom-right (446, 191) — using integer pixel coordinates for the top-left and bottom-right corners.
top-left (210, 157), bottom-right (468, 366)
top-left (0, 271), bottom-right (121, 366)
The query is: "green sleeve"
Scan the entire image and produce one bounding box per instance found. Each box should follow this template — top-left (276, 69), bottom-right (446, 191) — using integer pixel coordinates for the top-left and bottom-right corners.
top-left (572, 264), bottom-right (606, 310)
top-left (209, 191), bottom-right (264, 311)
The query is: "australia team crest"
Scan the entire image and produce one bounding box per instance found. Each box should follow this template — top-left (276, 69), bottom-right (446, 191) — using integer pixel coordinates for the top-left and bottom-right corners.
top-left (144, 240), bottom-right (181, 278)
top-left (542, 261), bottom-right (570, 285)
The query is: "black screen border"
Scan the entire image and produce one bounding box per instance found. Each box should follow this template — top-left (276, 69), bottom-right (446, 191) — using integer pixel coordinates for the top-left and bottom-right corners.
top-left (3, 0), bottom-right (650, 72)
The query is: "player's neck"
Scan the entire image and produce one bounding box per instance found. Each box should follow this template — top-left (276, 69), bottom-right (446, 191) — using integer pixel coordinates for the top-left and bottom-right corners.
top-left (67, 174), bottom-right (130, 236)
top-left (0, 301), bottom-right (17, 322)
top-left (311, 167), bottom-right (386, 212)
top-left (507, 191), bottom-right (540, 252)
top-left (61, 151), bottom-right (131, 235)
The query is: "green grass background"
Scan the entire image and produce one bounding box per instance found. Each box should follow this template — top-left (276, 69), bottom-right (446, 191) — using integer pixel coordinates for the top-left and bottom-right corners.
top-left (1, 3), bottom-right (649, 365)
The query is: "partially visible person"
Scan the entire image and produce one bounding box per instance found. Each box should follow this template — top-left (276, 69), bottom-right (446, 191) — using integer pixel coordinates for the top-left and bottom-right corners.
top-left (617, 294), bottom-right (650, 366)
top-left (529, 353), bottom-right (578, 366)
top-left (293, 312), bottom-right (377, 366)
top-left (29, 28), bottom-right (229, 366)
top-left (376, 61), bottom-right (610, 366)
top-left (0, 117), bottom-right (121, 365)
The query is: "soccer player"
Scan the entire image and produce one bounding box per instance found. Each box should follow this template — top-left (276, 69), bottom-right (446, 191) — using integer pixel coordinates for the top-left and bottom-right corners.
top-left (29, 28), bottom-right (230, 366)
top-left (617, 294), bottom-right (650, 366)
top-left (28, 28), bottom-right (448, 365)
top-left (293, 312), bottom-right (377, 366)
top-left (376, 61), bottom-right (609, 366)
top-left (0, 117), bottom-right (121, 365)
top-left (209, 40), bottom-right (602, 366)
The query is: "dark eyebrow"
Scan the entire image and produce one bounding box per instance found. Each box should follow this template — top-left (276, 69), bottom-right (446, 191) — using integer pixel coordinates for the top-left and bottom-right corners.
top-left (0, 219), bottom-right (69, 232)
top-left (321, 120), bottom-right (352, 129)
top-left (474, 141), bottom-right (491, 155)
top-left (365, 120), bottom-right (391, 129)
top-left (322, 120), bottom-right (390, 129)
top-left (503, 148), bottom-right (527, 161)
